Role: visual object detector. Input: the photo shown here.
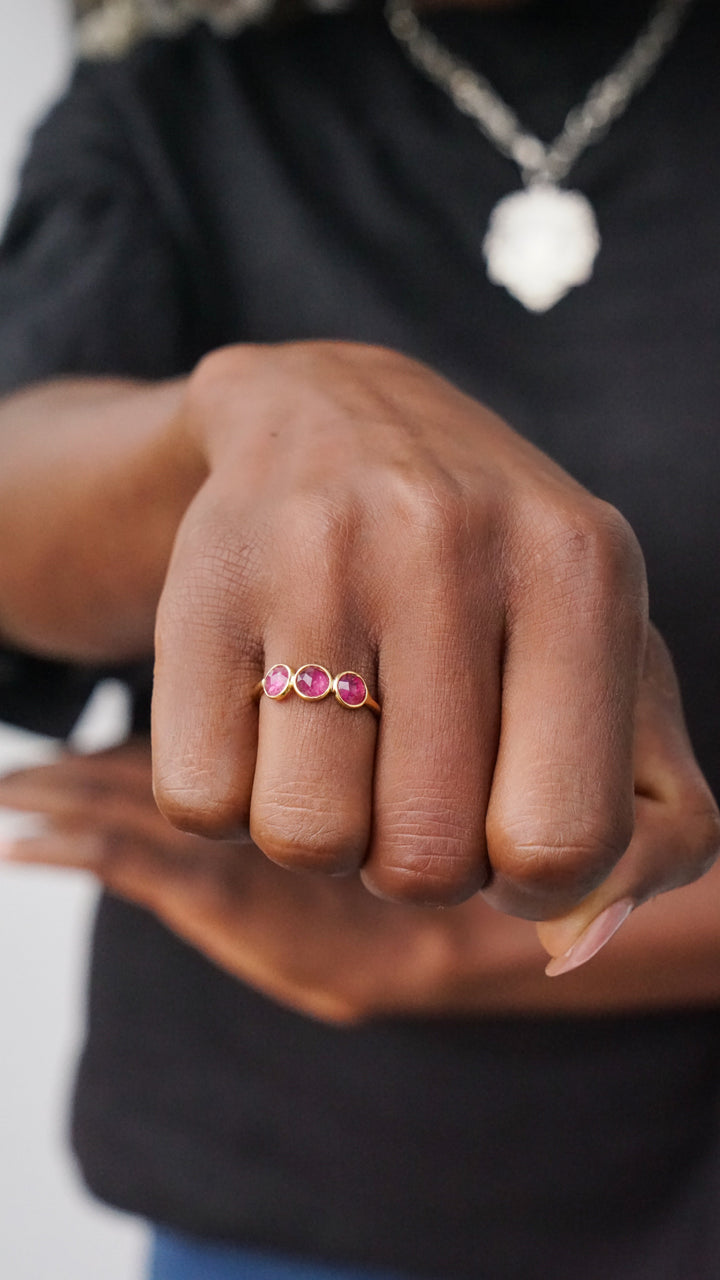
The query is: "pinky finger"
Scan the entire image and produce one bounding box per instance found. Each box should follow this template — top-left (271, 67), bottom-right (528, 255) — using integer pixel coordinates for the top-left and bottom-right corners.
top-left (537, 628), bottom-right (720, 975)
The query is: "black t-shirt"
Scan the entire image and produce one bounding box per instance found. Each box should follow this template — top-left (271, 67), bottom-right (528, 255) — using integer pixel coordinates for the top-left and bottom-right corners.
top-left (1, 2), bottom-right (719, 1277)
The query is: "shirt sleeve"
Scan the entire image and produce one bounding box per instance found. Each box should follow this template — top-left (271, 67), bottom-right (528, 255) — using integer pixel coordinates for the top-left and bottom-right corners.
top-left (0, 59), bottom-right (199, 392)
top-left (0, 58), bottom-right (193, 735)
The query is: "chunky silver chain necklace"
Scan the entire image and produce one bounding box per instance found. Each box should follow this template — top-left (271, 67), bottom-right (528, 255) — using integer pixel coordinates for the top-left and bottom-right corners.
top-left (386, 0), bottom-right (694, 312)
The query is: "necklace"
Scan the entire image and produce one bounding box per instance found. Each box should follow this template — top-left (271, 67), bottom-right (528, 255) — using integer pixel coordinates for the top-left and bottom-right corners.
top-left (385, 0), bottom-right (695, 312)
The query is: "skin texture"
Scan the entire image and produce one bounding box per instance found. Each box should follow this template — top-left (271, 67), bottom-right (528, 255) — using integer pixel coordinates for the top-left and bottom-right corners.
top-left (0, 341), bottom-right (718, 983)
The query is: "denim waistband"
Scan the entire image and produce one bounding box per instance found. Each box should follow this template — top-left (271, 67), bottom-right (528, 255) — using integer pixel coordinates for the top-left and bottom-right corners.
top-left (149, 1231), bottom-right (415, 1280)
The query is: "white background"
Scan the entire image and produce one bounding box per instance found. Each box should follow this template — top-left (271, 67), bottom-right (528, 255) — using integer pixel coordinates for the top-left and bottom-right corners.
top-left (0, 2), bottom-right (149, 1276)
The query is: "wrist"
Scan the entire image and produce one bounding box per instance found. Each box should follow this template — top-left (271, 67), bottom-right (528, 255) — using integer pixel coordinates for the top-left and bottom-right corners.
top-left (0, 376), bottom-right (203, 662)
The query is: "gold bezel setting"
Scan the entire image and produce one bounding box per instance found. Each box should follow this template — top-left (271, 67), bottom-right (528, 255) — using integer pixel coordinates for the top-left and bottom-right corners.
top-left (257, 662), bottom-right (380, 713)
top-left (292, 664), bottom-right (333, 701)
top-left (262, 663), bottom-right (294, 700)
top-left (333, 671), bottom-right (369, 709)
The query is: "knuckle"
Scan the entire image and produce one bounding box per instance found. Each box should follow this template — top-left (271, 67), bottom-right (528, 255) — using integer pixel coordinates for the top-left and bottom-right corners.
top-left (583, 501), bottom-right (646, 591)
top-left (188, 344), bottom-right (262, 409)
top-left (554, 514), bottom-right (617, 584)
top-left (656, 771), bottom-right (720, 891)
top-left (524, 498), bottom-right (646, 605)
top-left (489, 816), bottom-right (629, 904)
top-left (285, 490), bottom-right (357, 566)
top-left (365, 855), bottom-right (480, 907)
top-left (154, 775), bottom-right (248, 840)
top-left (380, 474), bottom-right (488, 605)
top-left (191, 345), bottom-right (241, 389)
top-left (687, 799), bottom-right (720, 875)
top-left (386, 469), bottom-right (469, 549)
top-left (251, 793), bottom-right (367, 875)
top-left (367, 815), bottom-right (484, 905)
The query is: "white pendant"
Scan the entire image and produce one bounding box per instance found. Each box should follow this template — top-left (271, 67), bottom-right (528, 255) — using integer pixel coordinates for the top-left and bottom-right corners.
top-left (482, 184), bottom-right (601, 313)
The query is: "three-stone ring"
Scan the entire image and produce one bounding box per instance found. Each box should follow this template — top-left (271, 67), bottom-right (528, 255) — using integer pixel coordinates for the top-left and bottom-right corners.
top-left (257, 664), bottom-right (381, 715)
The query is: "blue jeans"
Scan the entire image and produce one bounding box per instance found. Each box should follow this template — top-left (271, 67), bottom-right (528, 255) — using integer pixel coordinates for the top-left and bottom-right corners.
top-left (149, 1231), bottom-right (413, 1280)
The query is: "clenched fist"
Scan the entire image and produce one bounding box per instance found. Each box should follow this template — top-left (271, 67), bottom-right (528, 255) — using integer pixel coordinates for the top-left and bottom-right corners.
top-left (148, 341), bottom-right (715, 927)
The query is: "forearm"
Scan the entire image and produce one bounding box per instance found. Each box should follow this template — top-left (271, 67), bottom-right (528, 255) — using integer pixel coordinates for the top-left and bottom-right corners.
top-left (0, 376), bottom-right (203, 662)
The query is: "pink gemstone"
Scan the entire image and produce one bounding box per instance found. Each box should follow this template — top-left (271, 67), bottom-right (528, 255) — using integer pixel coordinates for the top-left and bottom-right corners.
top-left (294, 664), bottom-right (331, 700)
top-left (335, 672), bottom-right (367, 707)
top-left (263, 664), bottom-right (291, 698)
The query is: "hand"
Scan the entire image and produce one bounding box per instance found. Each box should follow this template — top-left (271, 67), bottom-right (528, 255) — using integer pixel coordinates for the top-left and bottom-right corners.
top-left (4, 343), bottom-right (714, 943)
top-left (1, 729), bottom-right (718, 1019)
top-left (0, 741), bottom-right (542, 1023)
top-left (150, 341), bottom-right (716, 930)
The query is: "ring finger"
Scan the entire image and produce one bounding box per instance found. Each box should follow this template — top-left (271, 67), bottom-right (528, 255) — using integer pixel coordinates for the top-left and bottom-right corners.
top-left (250, 606), bottom-right (379, 877)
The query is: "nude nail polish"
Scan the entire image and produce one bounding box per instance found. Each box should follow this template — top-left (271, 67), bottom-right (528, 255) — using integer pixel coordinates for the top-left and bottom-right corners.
top-left (545, 899), bottom-right (634, 978)
top-left (0, 811), bottom-right (49, 842)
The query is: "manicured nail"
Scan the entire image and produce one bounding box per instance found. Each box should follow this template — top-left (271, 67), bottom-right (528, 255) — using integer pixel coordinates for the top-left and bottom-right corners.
top-left (545, 899), bottom-right (634, 977)
top-left (0, 811), bottom-right (49, 842)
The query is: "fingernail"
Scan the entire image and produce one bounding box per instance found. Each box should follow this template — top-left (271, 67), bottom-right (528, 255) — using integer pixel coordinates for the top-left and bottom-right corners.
top-left (0, 811), bottom-right (50, 841)
top-left (545, 899), bottom-right (634, 978)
